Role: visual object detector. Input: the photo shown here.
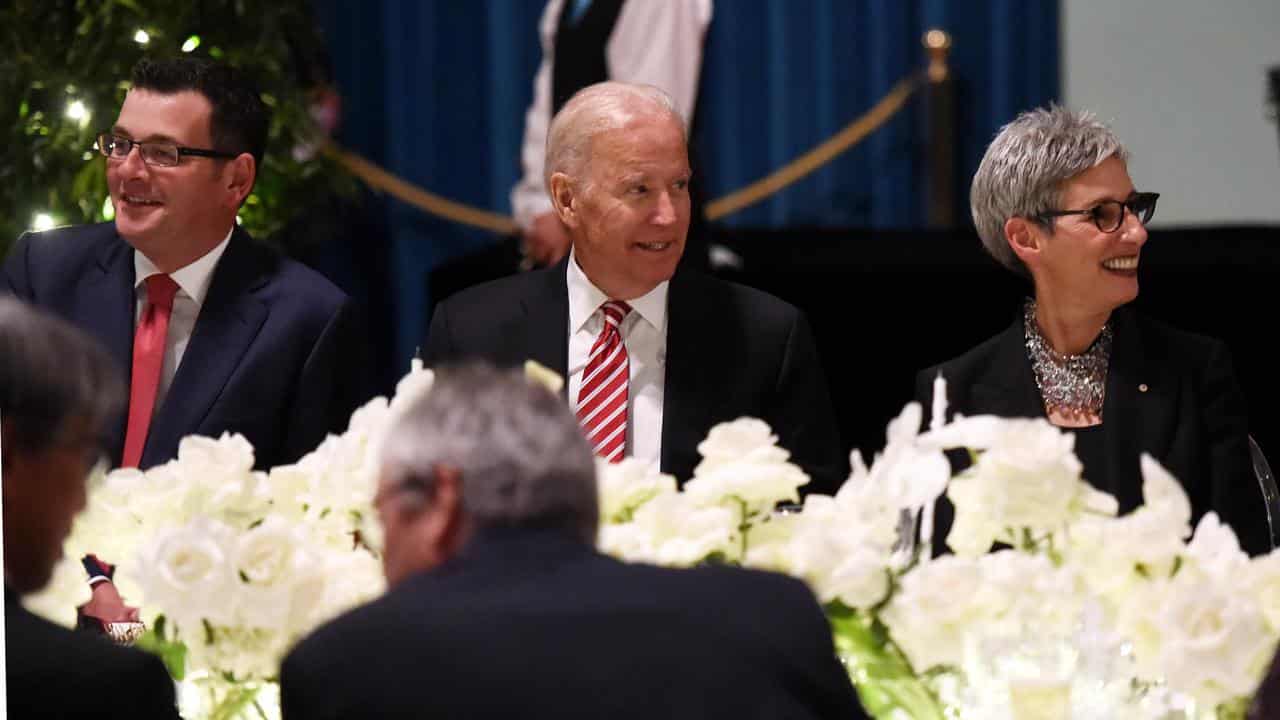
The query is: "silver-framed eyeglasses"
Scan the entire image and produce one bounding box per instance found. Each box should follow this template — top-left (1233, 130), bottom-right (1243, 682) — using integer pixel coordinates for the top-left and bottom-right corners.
top-left (96, 132), bottom-right (238, 168)
top-left (1040, 191), bottom-right (1160, 233)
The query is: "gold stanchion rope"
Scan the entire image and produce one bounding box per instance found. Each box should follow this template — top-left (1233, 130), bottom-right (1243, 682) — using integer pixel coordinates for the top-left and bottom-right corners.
top-left (325, 72), bottom-right (922, 232)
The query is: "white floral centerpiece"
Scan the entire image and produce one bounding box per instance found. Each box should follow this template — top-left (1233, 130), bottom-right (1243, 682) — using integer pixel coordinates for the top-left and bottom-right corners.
top-left (598, 382), bottom-right (1280, 719)
top-left (26, 363), bottom-right (1280, 719)
top-left (26, 360), bottom-right (435, 719)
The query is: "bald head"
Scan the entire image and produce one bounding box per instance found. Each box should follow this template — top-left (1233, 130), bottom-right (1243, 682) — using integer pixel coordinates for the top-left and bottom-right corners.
top-left (544, 82), bottom-right (687, 188)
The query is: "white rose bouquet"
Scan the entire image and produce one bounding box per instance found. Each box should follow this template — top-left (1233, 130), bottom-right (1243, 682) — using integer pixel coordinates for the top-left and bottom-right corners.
top-left (599, 388), bottom-right (1280, 719)
top-left (24, 360), bottom-right (435, 720)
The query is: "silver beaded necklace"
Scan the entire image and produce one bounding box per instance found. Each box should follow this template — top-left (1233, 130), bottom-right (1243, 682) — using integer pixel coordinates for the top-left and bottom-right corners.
top-left (1023, 300), bottom-right (1112, 418)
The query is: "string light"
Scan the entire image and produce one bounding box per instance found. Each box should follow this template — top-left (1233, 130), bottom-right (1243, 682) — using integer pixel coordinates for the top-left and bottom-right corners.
top-left (134, 29), bottom-right (150, 45)
top-left (102, 196), bottom-right (115, 221)
top-left (32, 213), bottom-right (56, 231)
top-left (65, 99), bottom-right (90, 128)
top-left (182, 35), bottom-right (201, 52)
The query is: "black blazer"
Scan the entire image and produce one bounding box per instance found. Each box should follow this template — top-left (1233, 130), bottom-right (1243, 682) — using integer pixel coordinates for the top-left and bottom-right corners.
top-left (3, 223), bottom-right (366, 469)
top-left (422, 258), bottom-right (846, 493)
top-left (916, 305), bottom-right (1269, 555)
top-left (5, 587), bottom-right (179, 719)
top-left (281, 527), bottom-right (863, 719)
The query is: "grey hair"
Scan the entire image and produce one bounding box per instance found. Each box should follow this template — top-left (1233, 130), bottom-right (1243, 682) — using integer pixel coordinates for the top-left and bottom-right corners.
top-left (380, 362), bottom-right (599, 543)
top-left (0, 297), bottom-right (124, 453)
top-left (970, 105), bottom-right (1129, 277)
top-left (544, 81), bottom-right (687, 189)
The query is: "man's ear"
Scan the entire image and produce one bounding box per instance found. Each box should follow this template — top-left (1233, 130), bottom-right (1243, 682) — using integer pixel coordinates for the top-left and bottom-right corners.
top-left (1005, 216), bottom-right (1041, 268)
top-left (223, 153), bottom-right (257, 209)
top-left (420, 465), bottom-right (467, 562)
top-left (549, 172), bottom-right (578, 230)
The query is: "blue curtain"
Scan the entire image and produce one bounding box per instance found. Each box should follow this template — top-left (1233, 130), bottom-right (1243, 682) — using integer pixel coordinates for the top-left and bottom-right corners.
top-left (311, 0), bottom-right (1058, 367)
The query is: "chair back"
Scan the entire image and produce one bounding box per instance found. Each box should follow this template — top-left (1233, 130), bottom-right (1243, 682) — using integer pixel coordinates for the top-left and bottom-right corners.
top-left (1248, 434), bottom-right (1280, 551)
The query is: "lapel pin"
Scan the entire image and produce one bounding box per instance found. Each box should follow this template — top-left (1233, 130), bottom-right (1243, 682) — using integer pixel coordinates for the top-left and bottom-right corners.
top-left (1138, 383), bottom-right (1149, 393)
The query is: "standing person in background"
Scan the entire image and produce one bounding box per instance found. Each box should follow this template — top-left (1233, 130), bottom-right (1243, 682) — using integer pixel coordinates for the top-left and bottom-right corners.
top-left (513, 0), bottom-right (713, 268)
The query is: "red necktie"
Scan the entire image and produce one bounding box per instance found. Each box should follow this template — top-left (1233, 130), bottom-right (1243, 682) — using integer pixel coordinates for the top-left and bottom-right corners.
top-left (577, 301), bottom-right (631, 462)
top-left (121, 273), bottom-right (180, 468)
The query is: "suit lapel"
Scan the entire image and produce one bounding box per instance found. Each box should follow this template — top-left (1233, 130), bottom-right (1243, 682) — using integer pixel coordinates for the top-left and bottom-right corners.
top-left (970, 317), bottom-right (1046, 420)
top-left (521, 257), bottom-right (571, 396)
top-left (660, 269), bottom-right (710, 475)
top-left (143, 230), bottom-right (268, 464)
top-left (1101, 307), bottom-right (1175, 511)
top-left (88, 237), bottom-right (138, 461)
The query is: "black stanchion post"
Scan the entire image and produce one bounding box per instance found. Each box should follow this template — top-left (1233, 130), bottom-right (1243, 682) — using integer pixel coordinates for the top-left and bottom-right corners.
top-left (923, 30), bottom-right (956, 229)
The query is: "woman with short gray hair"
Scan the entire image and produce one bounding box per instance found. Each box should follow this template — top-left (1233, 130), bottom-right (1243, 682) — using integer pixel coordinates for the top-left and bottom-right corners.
top-left (918, 105), bottom-right (1268, 555)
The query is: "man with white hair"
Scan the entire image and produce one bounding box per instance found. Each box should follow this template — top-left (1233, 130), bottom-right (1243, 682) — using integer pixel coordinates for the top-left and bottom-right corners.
top-left (279, 363), bottom-right (862, 719)
top-left (423, 81), bottom-right (845, 493)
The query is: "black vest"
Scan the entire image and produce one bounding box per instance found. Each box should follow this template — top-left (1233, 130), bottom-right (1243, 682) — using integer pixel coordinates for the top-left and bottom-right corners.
top-left (551, 0), bottom-right (626, 113)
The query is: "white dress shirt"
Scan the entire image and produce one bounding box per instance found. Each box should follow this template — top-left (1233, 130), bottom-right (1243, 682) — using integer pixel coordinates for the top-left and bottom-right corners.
top-left (510, 0), bottom-right (714, 230)
top-left (132, 228), bottom-right (232, 414)
top-left (566, 251), bottom-right (666, 465)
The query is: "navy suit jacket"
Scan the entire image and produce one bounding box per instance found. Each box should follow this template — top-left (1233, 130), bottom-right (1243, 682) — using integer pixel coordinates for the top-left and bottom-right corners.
top-left (5, 586), bottom-right (180, 719)
top-left (3, 223), bottom-right (364, 469)
top-left (421, 258), bottom-right (847, 494)
top-left (916, 305), bottom-right (1270, 556)
top-left (281, 527), bottom-right (863, 719)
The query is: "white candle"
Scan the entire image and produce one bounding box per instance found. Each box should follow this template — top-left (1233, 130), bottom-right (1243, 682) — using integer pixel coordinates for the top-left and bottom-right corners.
top-left (930, 372), bottom-right (947, 430)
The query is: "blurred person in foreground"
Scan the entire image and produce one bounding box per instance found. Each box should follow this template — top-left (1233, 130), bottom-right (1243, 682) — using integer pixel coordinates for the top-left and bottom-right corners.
top-left (1, 298), bottom-right (178, 719)
top-left (917, 105), bottom-right (1269, 555)
top-left (423, 82), bottom-right (845, 493)
top-left (280, 362), bottom-right (862, 719)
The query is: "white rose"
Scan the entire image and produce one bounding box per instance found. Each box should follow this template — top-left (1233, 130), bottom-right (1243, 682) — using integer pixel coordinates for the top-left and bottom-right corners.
top-left (312, 549), bottom-right (385, 628)
top-left (1064, 455), bottom-right (1185, 601)
top-left (1249, 549), bottom-right (1280, 632)
top-left (1185, 512), bottom-right (1249, 583)
top-left (683, 460), bottom-right (809, 514)
top-left (231, 516), bottom-right (324, 631)
top-left (599, 493), bottom-right (737, 566)
top-left (596, 457), bottom-right (677, 523)
top-left (129, 518), bottom-right (238, 629)
top-left (939, 417), bottom-right (1091, 554)
top-left (854, 402), bottom-right (951, 510)
top-left (749, 495), bottom-right (895, 609)
top-left (692, 418), bottom-right (790, 475)
top-left (880, 554), bottom-right (989, 672)
top-left (1140, 568), bottom-right (1274, 709)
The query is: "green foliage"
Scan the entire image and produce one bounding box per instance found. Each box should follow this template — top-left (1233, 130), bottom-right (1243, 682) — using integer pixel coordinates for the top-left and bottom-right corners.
top-left (0, 0), bottom-right (354, 254)
top-left (134, 614), bottom-right (188, 680)
top-left (826, 602), bottom-right (947, 720)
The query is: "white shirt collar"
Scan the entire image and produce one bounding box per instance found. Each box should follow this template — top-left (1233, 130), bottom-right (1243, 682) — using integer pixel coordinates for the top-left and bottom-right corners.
top-left (566, 248), bottom-right (668, 334)
top-left (133, 227), bottom-right (234, 306)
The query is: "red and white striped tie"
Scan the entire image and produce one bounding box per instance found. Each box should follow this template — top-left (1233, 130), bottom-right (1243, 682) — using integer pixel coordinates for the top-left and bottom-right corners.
top-left (577, 300), bottom-right (631, 462)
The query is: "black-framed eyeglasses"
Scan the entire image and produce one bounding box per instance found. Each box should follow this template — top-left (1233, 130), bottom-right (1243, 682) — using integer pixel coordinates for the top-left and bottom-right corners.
top-left (96, 133), bottom-right (238, 168)
top-left (1039, 191), bottom-right (1160, 233)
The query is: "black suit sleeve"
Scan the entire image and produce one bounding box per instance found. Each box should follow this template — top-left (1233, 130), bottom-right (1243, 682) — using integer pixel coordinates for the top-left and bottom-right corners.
top-left (772, 311), bottom-right (846, 495)
top-left (1202, 342), bottom-right (1270, 555)
top-left (421, 300), bottom-right (457, 368)
top-left (282, 299), bottom-right (366, 463)
top-left (3, 231), bottom-right (35, 298)
top-left (767, 576), bottom-right (867, 719)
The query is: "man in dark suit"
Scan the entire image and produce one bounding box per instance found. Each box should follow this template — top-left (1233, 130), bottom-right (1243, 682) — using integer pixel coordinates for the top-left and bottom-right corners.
top-left (1, 298), bottom-right (179, 719)
top-left (423, 81), bottom-right (844, 493)
top-left (4, 57), bottom-right (363, 624)
top-left (280, 363), bottom-right (862, 719)
top-left (4, 56), bottom-right (360, 473)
